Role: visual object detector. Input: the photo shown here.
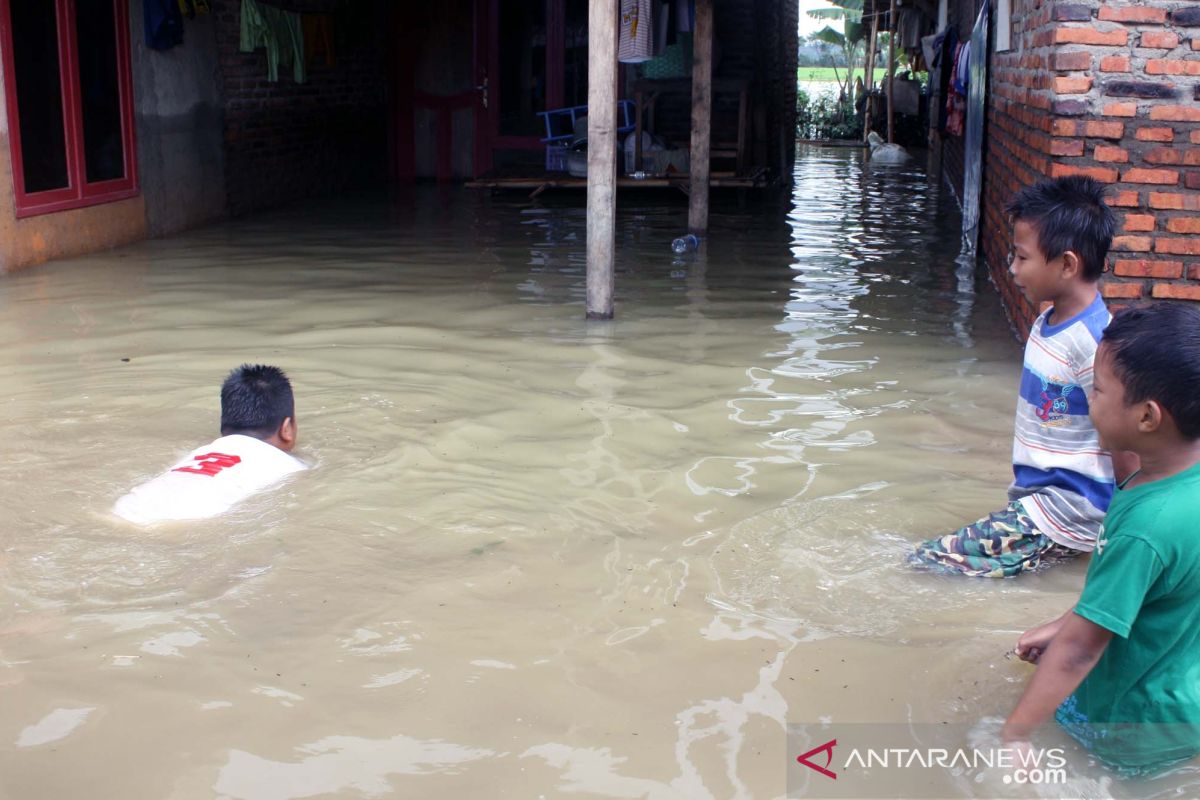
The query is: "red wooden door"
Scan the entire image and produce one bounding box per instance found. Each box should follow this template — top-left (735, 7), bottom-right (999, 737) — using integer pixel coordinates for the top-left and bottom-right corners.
top-left (475, 0), bottom-right (588, 174)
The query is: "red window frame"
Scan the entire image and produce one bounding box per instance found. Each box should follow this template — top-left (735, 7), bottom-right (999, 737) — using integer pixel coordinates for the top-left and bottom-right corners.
top-left (0, 0), bottom-right (138, 218)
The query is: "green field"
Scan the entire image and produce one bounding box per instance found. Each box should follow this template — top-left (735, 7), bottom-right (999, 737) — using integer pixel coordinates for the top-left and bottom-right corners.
top-left (797, 67), bottom-right (888, 84)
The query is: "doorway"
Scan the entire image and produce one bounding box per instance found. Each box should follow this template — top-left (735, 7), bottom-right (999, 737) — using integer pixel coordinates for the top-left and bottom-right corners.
top-left (475, 0), bottom-right (589, 174)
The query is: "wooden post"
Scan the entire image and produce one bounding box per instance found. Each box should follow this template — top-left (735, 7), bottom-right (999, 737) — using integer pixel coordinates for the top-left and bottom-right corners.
top-left (688, 0), bottom-right (714, 235)
top-left (862, 12), bottom-right (878, 143)
top-left (586, 0), bottom-right (618, 319)
top-left (886, 0), bottom-right (897, 143)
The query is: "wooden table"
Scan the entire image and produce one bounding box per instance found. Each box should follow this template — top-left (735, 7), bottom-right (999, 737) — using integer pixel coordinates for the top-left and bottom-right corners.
top-left (631, 77), bottom-right (749, 174)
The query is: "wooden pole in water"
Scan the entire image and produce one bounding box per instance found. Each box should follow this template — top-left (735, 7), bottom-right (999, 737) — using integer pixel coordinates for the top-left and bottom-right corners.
top-left (586, 0), bottom-right (618, 320)
top-left (862, 11), bottom-right (878, 143)
top-left (687, 0), bottom-right (714, 235)
top-left (886, 0), bottom-right (897, 143)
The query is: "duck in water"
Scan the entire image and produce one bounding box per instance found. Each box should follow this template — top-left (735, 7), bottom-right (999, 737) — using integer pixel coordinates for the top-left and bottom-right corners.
top-left (867, 131), bottom-right (912, 165)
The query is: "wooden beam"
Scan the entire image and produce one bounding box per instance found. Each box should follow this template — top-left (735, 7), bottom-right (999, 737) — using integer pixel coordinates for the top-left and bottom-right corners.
top-left (887, 0), bottom-right (897, 144)
top-left (862, 11), bottom-right (878, 143)
top-left (687, 0), bottom-right (714, 235)
top-left (586, 0), bottom-right (618, 320)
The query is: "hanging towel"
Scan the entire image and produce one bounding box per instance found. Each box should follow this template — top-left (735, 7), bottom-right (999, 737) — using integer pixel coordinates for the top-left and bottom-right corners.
top-left (921, 32), bottom-right (939, 75)
top-left (618, 0), bottom-right (654, 63)
top-left (240, 0), bottom-right (306, 83)
top-left (145, 0), bottom-right (184, 50)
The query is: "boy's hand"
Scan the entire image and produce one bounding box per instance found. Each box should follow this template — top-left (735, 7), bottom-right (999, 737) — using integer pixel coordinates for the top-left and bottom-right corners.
top-left (1004, 613), bottom-right (1113, 744)
top-left (1014, 609), bottom-right (1073, 663)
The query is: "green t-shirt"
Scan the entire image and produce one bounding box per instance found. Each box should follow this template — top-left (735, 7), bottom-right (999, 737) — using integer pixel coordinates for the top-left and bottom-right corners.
top-left (1055, 461), bottom-right (1200, 774)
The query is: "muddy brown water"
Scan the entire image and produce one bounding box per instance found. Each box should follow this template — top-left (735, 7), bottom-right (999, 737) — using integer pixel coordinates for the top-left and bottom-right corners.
top-left (1, 146), bottom-right (1192, 798)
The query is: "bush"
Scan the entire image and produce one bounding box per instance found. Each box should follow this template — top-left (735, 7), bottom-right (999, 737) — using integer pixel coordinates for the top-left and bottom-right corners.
top-left (796, 91), bottom-right (861, 140)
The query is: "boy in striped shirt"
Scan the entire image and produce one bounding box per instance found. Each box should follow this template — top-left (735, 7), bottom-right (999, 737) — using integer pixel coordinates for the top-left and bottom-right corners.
top-left (913, 176), bottom-right (1135, 577)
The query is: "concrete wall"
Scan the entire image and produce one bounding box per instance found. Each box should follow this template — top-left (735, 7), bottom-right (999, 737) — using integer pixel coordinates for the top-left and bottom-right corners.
top-left (0, 44), bottom-right (147, 275)
top-left (0, 2), bottom-right (224, 274)
top-left (130, 0), bottom-right (228, 237)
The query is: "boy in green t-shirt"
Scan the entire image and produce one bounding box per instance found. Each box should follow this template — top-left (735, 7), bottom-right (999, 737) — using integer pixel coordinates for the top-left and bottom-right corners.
top-left (1002, 302), bottom-right (1200, 775)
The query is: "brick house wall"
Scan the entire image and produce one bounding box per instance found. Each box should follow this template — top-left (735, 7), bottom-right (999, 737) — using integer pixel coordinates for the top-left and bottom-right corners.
top-left (211, 0), bottom-right (391, 217)
top-left (944, 0), bottom-right (1199, 336)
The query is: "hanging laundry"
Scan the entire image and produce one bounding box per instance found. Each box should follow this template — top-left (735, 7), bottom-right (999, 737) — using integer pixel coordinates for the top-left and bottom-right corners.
top-left (896, 7), bottom-right (927, 50)
top-left (303, 14), bottom-right (336, 68)
top-left (643, 33), bottom-right (692, 78)
top-left (920, 32), bottom-right (938, 73)
top-left (945, 91), bottom-right (965, 136)
top-left (945, 42), bottom-right (967, 136)
top-left (934, 26), bottom-right (958, 133)
top-left (954, 39), bottom-right (970, 94)
top-left (145, 0), bottom-right (184, 50)
top-left (618, 0), bottom-right (654, 63)
top-left (240, 0), bottom-right (306, 84)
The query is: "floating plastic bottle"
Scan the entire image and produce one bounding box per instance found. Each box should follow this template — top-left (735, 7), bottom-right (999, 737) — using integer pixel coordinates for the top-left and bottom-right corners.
top-left (671, 234), bottom-right (700, 254)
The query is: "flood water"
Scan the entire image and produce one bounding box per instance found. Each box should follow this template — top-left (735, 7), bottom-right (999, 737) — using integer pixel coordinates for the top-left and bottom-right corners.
top-left (2, 145), bottom-right (1195, 799)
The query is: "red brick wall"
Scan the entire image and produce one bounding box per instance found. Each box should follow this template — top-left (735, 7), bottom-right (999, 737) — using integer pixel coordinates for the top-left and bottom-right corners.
top-left (981, 0), bottom-right (1054, 331)
top-left (981, 0), bottom-right (1200, 336)
top-left (212, 0), bottom-right (390, 216)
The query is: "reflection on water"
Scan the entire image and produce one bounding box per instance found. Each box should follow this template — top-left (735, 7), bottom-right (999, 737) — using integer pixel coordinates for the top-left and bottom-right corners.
top-left (0, 145), bottom-right (1187, 798)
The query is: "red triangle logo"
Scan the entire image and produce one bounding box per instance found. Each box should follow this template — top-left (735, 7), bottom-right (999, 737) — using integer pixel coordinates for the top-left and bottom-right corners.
top-left (797, 738), bottom-right (837, 780)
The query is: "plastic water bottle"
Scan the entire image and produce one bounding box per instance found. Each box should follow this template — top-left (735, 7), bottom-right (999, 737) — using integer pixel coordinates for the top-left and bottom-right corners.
top-left (671, 234), bottom-right (700, 254)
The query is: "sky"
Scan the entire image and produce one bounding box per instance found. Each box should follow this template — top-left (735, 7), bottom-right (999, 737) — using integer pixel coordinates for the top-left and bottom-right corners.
top-left (797, 0), bottom-right (843, 39)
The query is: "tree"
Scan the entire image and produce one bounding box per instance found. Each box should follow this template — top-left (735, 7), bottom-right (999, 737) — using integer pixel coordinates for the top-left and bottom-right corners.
top-left (806, 0), bottom-right (865, 101)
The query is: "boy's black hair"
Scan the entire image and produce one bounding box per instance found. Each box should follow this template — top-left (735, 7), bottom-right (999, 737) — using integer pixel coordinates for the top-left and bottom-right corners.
top-left (1005, 175), bottom-right (1115, 281)
top-left (1103, 304), bottom-right (1200, 440)
top-left (220, 364), bottom-right (294, 439)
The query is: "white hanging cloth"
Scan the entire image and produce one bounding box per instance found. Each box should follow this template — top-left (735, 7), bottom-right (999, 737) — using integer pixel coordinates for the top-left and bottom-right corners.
top-left (618, 0), bottom-right (654, 63)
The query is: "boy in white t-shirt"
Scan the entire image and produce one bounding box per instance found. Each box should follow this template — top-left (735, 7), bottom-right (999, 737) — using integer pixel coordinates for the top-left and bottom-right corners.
top-left (114, 365), bottom-right (307, 525)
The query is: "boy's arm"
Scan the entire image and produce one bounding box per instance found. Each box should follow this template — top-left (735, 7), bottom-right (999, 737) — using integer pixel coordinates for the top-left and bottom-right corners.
top-left (1110, 449), bottom-right (1141, 485)
top-left (1002, 613), bottom-right (1113, 742)
top-left (1015, 607), bottom-right (1074, 663)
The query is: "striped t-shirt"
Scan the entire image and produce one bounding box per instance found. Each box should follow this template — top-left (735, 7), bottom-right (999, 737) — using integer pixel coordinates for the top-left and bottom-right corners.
top-left (1009, 293), bottom-right (1114, 551)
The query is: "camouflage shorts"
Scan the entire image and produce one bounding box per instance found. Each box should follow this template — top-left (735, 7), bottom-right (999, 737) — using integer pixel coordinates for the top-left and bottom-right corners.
top-left (910, 501), bottom-right (1079, 578)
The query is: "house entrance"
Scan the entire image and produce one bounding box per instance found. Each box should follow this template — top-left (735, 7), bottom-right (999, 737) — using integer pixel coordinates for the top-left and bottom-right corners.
top-left (475, 0), bottom-right (588, 173)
